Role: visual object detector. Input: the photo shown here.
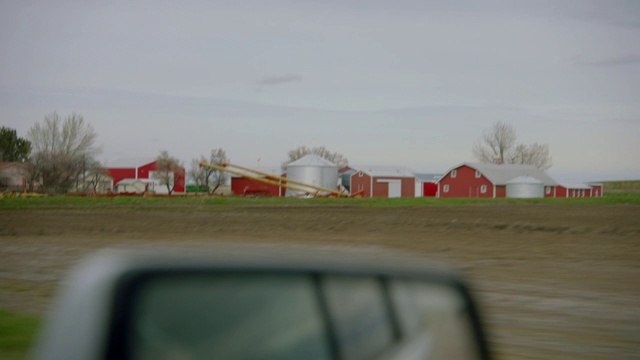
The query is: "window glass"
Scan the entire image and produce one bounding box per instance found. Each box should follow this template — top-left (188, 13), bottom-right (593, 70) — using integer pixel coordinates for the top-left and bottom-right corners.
top-left (390, 280), bottom-right (480, 360)
top-left (480, 185), bottom-right (487, 193)
top-left (322, 276), bottom-right (394, 360)
top-left (451, 170), bottom-right (457, 178)
top-left (131, 274), bottom-right (330, 360)
top-left (443, 184), bottom-right (450, 193)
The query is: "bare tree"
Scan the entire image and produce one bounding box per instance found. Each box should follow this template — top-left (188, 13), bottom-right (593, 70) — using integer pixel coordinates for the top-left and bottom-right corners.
top-left (27, 112), bottom-right (101, 194)
top-left (282, 146), bottom-right (348, 170)
top-left (74, 159), bottom-right (110, 193)
top-left (472, 121), bottom-right (517, 164)
top-left (473, 121), bottom-right (552, 170)
top-left (153, 150), bottom-right (183, 194)
top-left (511, 143), bottom-right (552, 170)
top-left (188, 148), bottom-right (229, 193)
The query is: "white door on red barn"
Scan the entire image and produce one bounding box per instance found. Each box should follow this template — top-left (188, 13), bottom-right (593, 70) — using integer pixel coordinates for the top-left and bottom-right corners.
top-left (388, 181), bottom-right (401, 198)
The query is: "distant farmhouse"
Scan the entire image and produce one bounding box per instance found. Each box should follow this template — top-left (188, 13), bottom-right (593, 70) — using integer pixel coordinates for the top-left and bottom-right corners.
top-left (0, 162), bottom-right (36, 192)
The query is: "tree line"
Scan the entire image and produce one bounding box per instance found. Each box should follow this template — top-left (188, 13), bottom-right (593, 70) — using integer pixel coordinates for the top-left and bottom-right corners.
top-left (1, 113), bottom-right (552, 194)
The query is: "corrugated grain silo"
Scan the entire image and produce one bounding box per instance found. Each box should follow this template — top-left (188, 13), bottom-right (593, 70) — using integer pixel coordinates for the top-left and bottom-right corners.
top-left (506, 175), bottom-right (544, 198)
top-left (285, 155), bottom-right (338, 197)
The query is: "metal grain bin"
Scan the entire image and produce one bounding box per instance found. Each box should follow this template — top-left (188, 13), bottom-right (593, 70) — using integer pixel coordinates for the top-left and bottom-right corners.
top-left (506, 175), bottom-right (544, 198)
top-left (285, 155), bottom-right (338, 197)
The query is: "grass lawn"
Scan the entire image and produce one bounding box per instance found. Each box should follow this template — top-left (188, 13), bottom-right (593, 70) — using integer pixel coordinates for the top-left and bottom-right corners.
top-left (1, 192), bottom-right (639, 210)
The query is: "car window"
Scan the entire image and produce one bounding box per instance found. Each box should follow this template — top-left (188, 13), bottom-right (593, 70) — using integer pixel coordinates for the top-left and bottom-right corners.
top-left (390, 279), bottom-right (480, 360)
top-left (321, 276), bottom-right (395, 360)
top-left (131, 273), bottom-right (331, 360)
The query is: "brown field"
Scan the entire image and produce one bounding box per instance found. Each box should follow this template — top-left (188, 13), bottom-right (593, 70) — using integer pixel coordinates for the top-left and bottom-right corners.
top-left (1, 204), bottom-right (639, 359)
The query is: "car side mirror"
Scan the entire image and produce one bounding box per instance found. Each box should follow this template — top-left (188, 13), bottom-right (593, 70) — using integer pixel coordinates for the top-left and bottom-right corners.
top-left (31, 246), bottom-right (491, 360)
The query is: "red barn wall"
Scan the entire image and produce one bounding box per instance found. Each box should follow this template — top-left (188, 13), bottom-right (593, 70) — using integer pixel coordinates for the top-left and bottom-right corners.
top-left (556, 186), bottom-right (568, 198)
top-left (350, 172), bottom-right (372, 198)
top-left (544, 186), bottom-right (556, 198)
top-left (438, 165), bottom-right (495, 198)
top-left (137, 162), bottom-right (155, 180)
top-left (107, 168), bottom-right (136, 186)
top-left (231, 177), bottom-right (281, 196)
top-left (590, 185), bottom-right (603, 197)
top-left (423, 182), bottom-right (437, 197)
top-left (371, 177), bottom-right (415, 198)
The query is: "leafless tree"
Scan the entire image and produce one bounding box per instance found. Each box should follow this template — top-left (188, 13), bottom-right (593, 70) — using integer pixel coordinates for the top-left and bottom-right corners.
top-left (473, 121), bottom-right (552, 170)
top-left (281, 146), bottom-right (348, 171)
top-left (511, 143), bottom-right (552, 170)
top-left (73, 159), bottom-right (109, 193)
top-left (188, 148), bottom-right (229, 193)
top-left (472, 121), bottom-right (517, 164)
top-left (153, 150), bottom-right (183, 194)
top-left (27, 112), bottom-right (101, 194)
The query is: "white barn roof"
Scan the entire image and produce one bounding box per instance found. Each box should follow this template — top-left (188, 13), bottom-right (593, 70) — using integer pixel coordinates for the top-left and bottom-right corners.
top-left (116, 178), bottom-right (154, 185)
top-left (559, 183), bottom-right (592, 190)
top-left (353, 165), bottom-right (416, 178)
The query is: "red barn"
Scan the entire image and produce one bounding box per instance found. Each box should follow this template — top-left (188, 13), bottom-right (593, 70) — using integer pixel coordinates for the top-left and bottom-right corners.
top-left (415, 173), bottom-right (442, 197)
top-left (437, 162), bottom-right (557, 198)
top-left (230, 166), bottom-right (284, 197)
top-left (556, 183), bottom-right (603, 198)
top-left (588, 183), bottom-right (604, 197)
top-left (106, 158), bottom-right (186, 194)
top-left (350, 166), bottom-right (416, 198)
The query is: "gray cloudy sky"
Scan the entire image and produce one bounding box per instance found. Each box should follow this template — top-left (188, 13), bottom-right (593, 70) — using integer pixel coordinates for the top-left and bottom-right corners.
top-left (1, 0), bottom-right (639, 182)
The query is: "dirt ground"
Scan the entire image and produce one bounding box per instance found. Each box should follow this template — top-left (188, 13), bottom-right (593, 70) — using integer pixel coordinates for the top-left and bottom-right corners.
top-left (1, 203), bottom-right (639, 359)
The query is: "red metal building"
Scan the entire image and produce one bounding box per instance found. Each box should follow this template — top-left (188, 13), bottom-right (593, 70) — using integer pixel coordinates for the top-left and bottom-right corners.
top-left (437, 162), bottom-right (557, 198)
top-left (106, 158), bottom-right (186, 194)
top-left (415, 173), bottom-right (442, 197)
top-left (556, 183), bottom-right (603, 198)
top-left (350, 166), bottom-right (416, 198)
top-left (230, 166), bottom-right (284, 197)
top-left (588, 183), bottom-right (604, 197)
top-left (231, 177), bottom-right (283, 196)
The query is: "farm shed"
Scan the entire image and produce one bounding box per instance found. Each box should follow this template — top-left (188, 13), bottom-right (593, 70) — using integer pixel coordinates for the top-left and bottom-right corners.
top-left (437, 162), bottom-right (557, 198)
top-left (350, 166), bottom-right (416, 198)
top-left (114, 179), bottom-right (153, 194)
top-left (106, 158), bottom-right (186, 194)
top-left (230, 166), bottom-right (284, 197)
top-left (588, 183), bottom-right (604, 197)
top-left (415, 173), bottom-right (442, 197)
top-left (556, 183), bottom-right (600, 198)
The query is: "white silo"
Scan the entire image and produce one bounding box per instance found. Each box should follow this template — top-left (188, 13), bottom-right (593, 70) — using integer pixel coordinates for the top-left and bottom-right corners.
top-left (285, 155), bottom-right (338, 197)
top-left (506, 175), bottom-right (545, 198)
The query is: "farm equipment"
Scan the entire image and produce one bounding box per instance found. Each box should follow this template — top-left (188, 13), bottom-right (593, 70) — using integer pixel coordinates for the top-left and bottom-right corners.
top-left (199, 161), bottom-right (361, 198)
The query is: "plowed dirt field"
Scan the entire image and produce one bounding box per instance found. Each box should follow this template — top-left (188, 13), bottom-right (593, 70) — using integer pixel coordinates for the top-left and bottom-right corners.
top-left (1, 203), bottom-right (639, 359)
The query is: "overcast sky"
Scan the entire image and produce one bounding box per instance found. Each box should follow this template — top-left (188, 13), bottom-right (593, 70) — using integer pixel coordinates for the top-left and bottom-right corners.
top-left (1, 0), bottom-right (639, 182)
